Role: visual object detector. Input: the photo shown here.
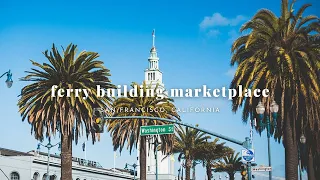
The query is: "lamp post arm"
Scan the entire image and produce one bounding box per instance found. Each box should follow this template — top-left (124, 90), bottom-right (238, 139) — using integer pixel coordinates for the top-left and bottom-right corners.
top-left (104, 116), bottom-right (246, 147)
top-left (0, 72), bottom-right (8, 78)
top-left (53, 142), bottom-right (60, 147)
top-left (39, 143), bottom-right (46, 147)
top-left (39, 141), bottom-right (60, 149)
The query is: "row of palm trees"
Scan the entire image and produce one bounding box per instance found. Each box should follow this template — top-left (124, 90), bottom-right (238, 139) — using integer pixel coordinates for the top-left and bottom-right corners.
top-left (17, 0), bottom-right (319, 179)
top-left (172, 125), bottom-right (243, 180)
top-left (230, 0), bottom-right (320, 179)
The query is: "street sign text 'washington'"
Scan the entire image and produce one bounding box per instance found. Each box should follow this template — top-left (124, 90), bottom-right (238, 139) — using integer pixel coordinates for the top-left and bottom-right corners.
top-left (140, 124), bottom-right (174, 136)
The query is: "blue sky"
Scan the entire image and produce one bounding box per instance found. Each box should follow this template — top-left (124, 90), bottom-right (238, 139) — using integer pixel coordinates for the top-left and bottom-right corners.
top-left (0, 0), bottom-right (319, 179)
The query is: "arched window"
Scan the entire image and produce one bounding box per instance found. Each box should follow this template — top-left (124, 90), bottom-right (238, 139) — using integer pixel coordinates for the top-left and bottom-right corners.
top-left (42, 174), bottom-right (47, 180)
top-left (33, 172), bottom-right (40, 180)
top-left (10, 172), bottom-right (20, 180)
top-left (76, 178), bottom-right (80, 180)
top-left (50, 175), bottom-right (57, 180)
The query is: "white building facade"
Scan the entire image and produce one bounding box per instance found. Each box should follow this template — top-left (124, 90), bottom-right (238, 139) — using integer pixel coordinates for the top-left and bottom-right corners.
top-left (0, 148), bottom-right (134, 180)
top-left (137, 30), bottom-right (176, 180)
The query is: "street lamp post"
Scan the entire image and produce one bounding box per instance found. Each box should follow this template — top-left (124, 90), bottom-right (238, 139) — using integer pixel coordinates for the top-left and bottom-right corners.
top-left (125, 163), bottom-right (138, 180)
top-left (37, 137), bottom-right (61, 180)
top-left (181, 160), bottom-right (184, 180)
top-left (152, 138), bottom-right (160, 180)
top-left (256, 100), bottom-right (279, 180)
top-left (299, 134), bottom-right (306, 180)
top-left (0, 70), bottom-right (13, 88)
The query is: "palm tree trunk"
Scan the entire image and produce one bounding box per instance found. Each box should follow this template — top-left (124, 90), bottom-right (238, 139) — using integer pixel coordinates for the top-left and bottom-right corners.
top-left (284, 114), bottom-right (298, 180)
top-left (185, 158), bottom-right (192, 180)
top-left (307, 149), bottom-right (316, 180)
top-left (206, 164), bottom-right (212, 180)
top-left (228, 172), bottom-right (235, 180)
top-left (140, 136), bottom-right (147, 180)
top-left (61, 129), bottom-right (72, 180)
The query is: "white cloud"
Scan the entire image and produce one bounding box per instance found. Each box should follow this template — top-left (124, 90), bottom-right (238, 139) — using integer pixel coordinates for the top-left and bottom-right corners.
top-left (230, 15), bottom-right (247, 26)
top-left (206, 29), bottom-right (220, 37)
top-left (199, 13), bottom-right (247, 29)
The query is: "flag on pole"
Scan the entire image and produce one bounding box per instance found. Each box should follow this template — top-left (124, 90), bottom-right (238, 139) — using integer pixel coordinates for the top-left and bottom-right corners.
top-left (82, 142), bottom-right (85, 151)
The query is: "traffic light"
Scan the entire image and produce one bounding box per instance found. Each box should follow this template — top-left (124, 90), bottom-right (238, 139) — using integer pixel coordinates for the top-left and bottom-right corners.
top-left (92, 108), bottom-right (106, 133)
top-left (240, 164), bottom-right (247, 180)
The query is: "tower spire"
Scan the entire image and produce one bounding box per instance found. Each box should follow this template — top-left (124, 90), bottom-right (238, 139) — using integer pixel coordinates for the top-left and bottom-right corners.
top-left (152, 29), bottom-right (155, 47)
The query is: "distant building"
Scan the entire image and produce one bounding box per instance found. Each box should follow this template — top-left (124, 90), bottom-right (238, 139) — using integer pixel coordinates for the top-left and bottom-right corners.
top-left (0, 147), bottom-right (134, 180)
top-left (136, 30), bottom-right (176, 180)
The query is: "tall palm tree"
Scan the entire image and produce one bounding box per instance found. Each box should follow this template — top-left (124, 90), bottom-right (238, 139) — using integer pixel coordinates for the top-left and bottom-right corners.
top-left (169, 124), bottom-right (211, 180)
top-left (107, 81), bottom-right (180, 180)
top-left (18, 44), bottom-right (114, 180)
top-left (195, 138), bottom-right (234, 180)
top-left (212, 152), bottom-right (242, 180)
top-left (230, 0), bottom-right (320, 179)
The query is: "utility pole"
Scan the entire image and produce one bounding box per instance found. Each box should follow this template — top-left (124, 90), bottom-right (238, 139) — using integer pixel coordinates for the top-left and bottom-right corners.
top-left (153, 137), bottom-right (160, 180)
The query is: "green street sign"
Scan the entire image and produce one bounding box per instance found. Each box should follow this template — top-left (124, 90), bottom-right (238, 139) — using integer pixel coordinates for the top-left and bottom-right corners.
top-left (140, 124), bottom-right (174, 136)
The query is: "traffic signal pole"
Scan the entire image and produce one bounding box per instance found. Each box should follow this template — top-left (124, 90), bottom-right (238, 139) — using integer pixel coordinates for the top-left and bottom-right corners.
top-left (101, 115), bottom-right (252, 149)
top-left (247, 162), bottom-right (252, 180)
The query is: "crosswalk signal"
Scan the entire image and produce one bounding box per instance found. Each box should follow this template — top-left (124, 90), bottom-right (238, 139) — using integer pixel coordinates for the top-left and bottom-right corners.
top-left (92, 108), bottom-right (106, 133)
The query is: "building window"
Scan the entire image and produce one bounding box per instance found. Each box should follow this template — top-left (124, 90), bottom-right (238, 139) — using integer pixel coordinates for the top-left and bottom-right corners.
top-left (10, 172), bottom-right (19, 180)
top-left (148, 166), bottom-right (150, 171)
top-left (33, 172), bottom-right (40, 180)
top-left (50, 175), bottom-right (57, 180)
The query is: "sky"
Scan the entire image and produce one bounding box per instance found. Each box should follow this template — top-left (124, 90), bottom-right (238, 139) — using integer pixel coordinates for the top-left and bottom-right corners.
top-left (0, 0), bottom-right (319, 179)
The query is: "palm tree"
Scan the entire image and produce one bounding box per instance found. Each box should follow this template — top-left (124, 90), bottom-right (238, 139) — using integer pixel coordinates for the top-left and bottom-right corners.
top-left (212, 152), bottom-right (242, 180)
top-left (169, 124), bottom-right (211, 180)
top-left (107, 81), bottom-right (180, 180)
top-left (230, 0), bottom-right (320, 179)
top-left (18, 44), bottom-right (114, 180)
top-left (195, 139), bottom-right (234, 180)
